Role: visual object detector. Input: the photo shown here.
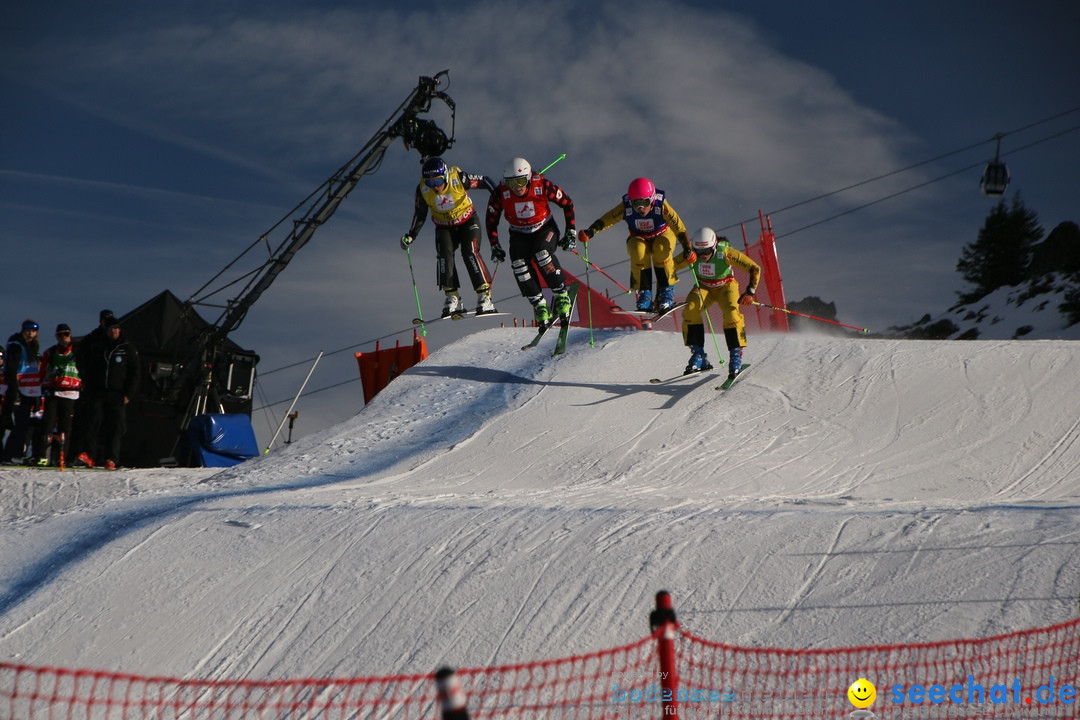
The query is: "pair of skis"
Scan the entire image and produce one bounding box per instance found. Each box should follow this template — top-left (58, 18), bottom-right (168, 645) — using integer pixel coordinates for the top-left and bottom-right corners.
top-left (412, 310), bottom-right (507, 325)
top-left (620, 301), bottom-right (687, 324)
top-left (521, 283), bottom-right (580, 357)
top-left (644, 300), bottom-right (687, 324)
top-left (649, 364), bottom-right (752, 391)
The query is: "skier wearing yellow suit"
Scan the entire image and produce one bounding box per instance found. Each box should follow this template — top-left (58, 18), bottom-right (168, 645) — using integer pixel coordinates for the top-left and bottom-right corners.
top-left (578, 177), bottom-right (692, 313)
top-left (675, 227), bottom-right (761, 379)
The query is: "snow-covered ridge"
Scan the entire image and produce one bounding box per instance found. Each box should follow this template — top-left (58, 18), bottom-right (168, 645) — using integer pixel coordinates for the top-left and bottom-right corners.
top-left (893, 274), bottom-right (1080, 341)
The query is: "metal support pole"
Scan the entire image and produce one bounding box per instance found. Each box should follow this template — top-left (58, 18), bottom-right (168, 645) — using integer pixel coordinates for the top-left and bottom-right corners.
top-left (264, 351), bottom-right (323, 453)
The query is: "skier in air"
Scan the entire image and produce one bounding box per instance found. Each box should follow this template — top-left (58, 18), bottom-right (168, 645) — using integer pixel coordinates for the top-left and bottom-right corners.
top-left (485, 157), bottom-right (578, 326)
top-left (676, 227), bottom-right (761, 378)
top-left (578, 177), bottom-right (693, 313)
top-left (400, 157), bottom-right (500, 318)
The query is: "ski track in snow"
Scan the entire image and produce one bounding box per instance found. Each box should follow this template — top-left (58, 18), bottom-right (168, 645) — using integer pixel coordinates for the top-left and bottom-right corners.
top-left (0, 329), bottom-right (1078, 679)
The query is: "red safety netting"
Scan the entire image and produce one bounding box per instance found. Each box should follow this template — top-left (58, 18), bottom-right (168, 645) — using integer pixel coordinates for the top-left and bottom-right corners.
top-left (675, 617), bottom-right (1080, 719)
top-left (735, 212), bottom-right (789, 334)
top-left (0, 664), bottom-right (436, 720)
top-left (0, 635), bottom-right (656, 720)
top-left (3, 617), bottom-right (1077, 719)
top-left (453, 634), bottom-right (656, 719)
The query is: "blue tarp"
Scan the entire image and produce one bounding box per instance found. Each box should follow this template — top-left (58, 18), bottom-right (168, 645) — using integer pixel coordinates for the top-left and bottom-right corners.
top-left (188, 414), bottom-right (260, 467)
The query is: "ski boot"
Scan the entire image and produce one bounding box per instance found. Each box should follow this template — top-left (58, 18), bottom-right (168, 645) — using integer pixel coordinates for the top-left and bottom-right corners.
top-left (635, 289), bottom-right (654, 312)
top-left (441, 291), bottom-right (465, 319)
top-left (533, 300), bottom-right (552, 327)
top-left (728, 347), bottom-right (744, 378)
top-left (656, 286), bottom-right (675, 313)
top-left (475, 291), bottom-right (497, 316)
top-left (552, 288), bottom-right (572, 320)
top-left (684, 345), bottom-right (714, 375)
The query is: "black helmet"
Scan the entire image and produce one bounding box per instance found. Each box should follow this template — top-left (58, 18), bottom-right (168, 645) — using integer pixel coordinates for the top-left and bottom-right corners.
top-left (422, 157), bottom-right (447, 180)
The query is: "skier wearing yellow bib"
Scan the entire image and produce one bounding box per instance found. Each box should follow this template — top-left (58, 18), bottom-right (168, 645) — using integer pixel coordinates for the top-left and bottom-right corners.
top-left (675, 227), bottom-right (761, 378)
top-left (400, 157), bottom-right (499, 318)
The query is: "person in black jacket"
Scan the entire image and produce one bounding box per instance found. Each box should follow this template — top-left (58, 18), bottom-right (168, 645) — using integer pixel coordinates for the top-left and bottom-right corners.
top-left (74, 315), bottom-right (139, 469)
top-left (3, 320), bottom-right (44, 464)
top-left (71, 309), bottom-right (114, 462)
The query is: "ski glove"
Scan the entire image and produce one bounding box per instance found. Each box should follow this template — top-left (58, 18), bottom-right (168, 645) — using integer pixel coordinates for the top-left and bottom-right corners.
top-left (577, 230), bottom-right (590, 244)
top-left (491, 243), bottom-right (506, 263)
top-left (682, 250), bottom-right (697, 265)
top-left (559, 229), bottom-right (577, 251)
top-left (739, 288), bottom-right (756, 306)
top-left (400, 234), bottom-right (414, 250)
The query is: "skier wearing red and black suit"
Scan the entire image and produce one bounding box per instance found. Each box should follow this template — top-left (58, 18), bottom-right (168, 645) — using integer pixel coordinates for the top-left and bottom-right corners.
top-left (485, 157), bottom-right (578, 325)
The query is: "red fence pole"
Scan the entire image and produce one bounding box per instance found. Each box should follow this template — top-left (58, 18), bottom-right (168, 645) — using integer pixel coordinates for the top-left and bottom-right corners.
top-left (649, 590), bottom-right (680, 717)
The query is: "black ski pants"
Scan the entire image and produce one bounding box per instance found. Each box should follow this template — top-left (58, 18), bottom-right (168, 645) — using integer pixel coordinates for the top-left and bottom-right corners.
top-left (509, 219), bottom-right (566, 301)
top-left (434, 214), bottom-right (491, 293)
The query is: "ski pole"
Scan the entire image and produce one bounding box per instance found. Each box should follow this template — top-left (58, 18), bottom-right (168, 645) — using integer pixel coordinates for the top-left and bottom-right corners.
top-left (404, 246), bottom-right (427, 336)
top-left (751, 301), bottom-right (870, 333)
top-left (539, 153), bottom-right (566, 174)
top-left (689, 264), bottom-right (726, 367)
top-left (570, 248), bottom-right (631, 293)
top-left (584, 240), bottom-right (595, 347)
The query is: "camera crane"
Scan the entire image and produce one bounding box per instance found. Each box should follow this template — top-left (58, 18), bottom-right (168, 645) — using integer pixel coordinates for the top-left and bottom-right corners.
top-left (173, 70), bottom-right (456, 447)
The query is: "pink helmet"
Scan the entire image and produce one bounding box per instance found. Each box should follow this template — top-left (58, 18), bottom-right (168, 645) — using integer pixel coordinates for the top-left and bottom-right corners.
top-left (627, 177), bottom-right (655, 201)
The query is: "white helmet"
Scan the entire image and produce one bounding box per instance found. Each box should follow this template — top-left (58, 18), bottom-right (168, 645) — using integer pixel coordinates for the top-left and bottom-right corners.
top-left (691, 227), bottom-right (719, 252)
top-left (503, 157), bottom-right (532, 180)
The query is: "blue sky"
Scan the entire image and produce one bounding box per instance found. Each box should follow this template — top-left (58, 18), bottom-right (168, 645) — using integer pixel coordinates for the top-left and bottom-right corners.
top-left (3, 1), bottom-right (1078, 443)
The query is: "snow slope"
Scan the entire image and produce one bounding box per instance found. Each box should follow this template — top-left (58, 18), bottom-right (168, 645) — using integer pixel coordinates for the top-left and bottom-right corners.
top-left (0, 329), bottom-right (1078, 682)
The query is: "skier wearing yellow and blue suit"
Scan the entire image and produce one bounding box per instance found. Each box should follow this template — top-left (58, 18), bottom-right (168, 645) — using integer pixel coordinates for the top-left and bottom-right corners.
top-left (400, 157), bottom-right (499, 318)
top-left (675, 227), bottom-right (761, 378)
top-left (578, 178), bottom-right (692, 313)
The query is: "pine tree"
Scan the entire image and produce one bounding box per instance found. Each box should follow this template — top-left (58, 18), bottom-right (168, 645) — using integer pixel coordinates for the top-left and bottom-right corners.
top-left (956, 193), bottom-right (1043, 303)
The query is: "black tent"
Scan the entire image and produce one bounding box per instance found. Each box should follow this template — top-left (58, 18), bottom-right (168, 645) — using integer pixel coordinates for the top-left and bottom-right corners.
top-left (114, 290), bottom-right (258, 467)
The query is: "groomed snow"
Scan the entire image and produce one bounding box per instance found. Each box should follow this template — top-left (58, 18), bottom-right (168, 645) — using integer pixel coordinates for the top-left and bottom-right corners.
top-left (1, 328), bottom-right (1078, 682)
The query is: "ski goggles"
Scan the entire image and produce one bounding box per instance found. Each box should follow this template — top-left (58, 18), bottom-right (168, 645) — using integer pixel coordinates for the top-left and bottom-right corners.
top-left (424, 176), bottom-right (447, 188)
top-left (505, 175), bottom-right (529, 189)
top-left (631, 198), bottom-right (653, 211)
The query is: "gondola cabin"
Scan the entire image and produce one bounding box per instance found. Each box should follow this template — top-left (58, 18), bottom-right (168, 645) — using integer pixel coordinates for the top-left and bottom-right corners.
top-left (980, 159), bottom-right (1010, 196)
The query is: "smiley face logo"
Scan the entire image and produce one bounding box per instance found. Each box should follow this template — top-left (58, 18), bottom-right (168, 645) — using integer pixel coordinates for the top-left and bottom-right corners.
top-left (847, 678), bottom-right (876, 709)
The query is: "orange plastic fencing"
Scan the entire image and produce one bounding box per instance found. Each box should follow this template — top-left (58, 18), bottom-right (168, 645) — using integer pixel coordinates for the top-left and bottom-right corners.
top-left (356, 333), bottom-right (428, 404)
top-left (3, 617), bottom-right (1077, 719)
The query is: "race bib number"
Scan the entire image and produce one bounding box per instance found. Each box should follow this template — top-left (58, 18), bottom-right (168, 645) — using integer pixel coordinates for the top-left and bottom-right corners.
top-left (633, 218), bottom-right (656, 233)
